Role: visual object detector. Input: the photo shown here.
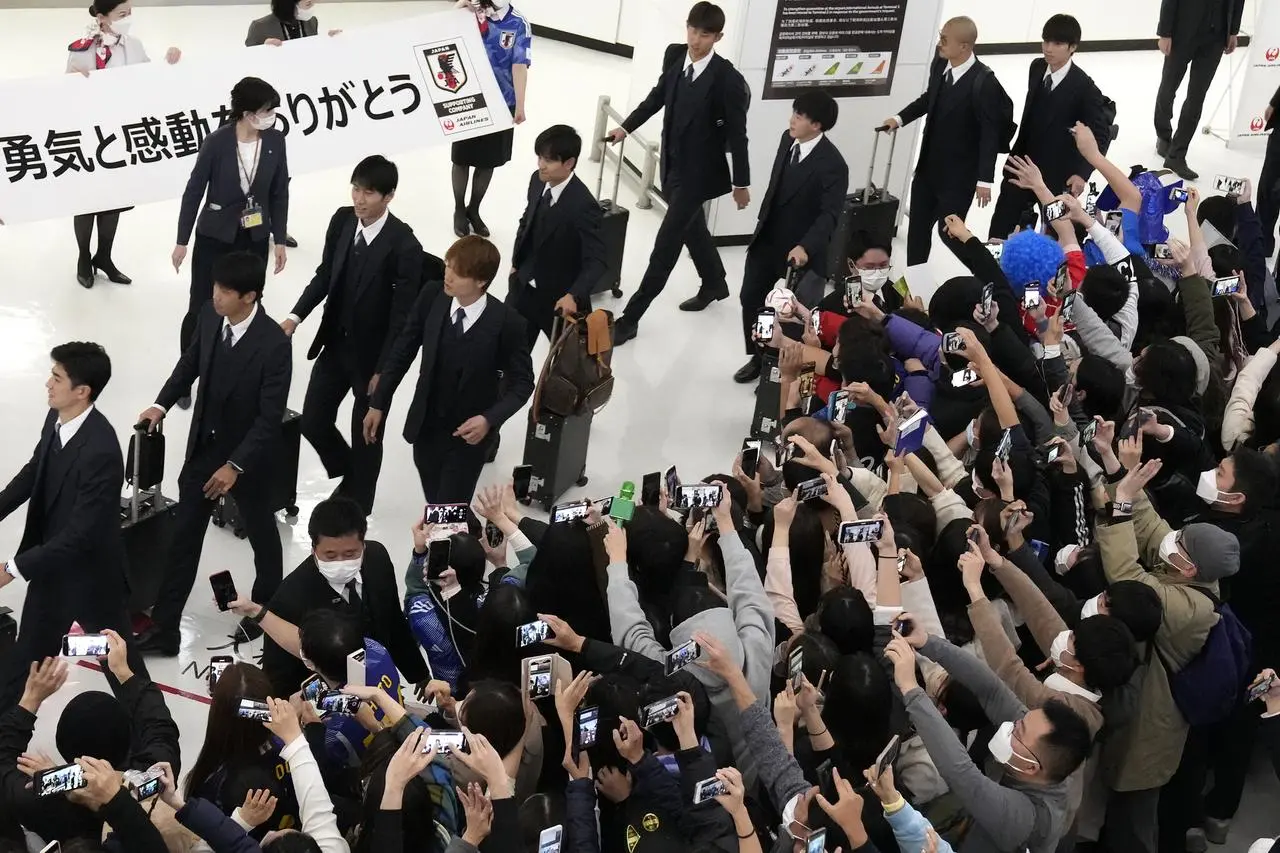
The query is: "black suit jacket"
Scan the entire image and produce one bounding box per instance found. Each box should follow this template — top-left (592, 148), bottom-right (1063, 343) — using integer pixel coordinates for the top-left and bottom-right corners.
top-left (751, 131), bottom-right (849, 276)
top-left (289, 208), bottom-right (424, 380)
top-left (1012, 59), bottom-right (1111, 187)
top-left (371, 286), bottom-right (535, 443)
top-left (511, 173), bottom-right (607, 308)
top-left (1158, 0), bottom-right (1244, 45)
top-left (261, 540), bottom-right (428, 693)
top-left (622, 43), bottom-right (750, 200)
top-left (0, 408), bottom-right (126, 603)
top-left (156, 304), bottom-right (292, 474)
top-left (898, 57), bottom-right (1003, 188)
top-left (176, 124), bottom-right (289, 246)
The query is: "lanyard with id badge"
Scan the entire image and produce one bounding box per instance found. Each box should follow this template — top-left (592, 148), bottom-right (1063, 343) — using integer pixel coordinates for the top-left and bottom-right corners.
top-left (237, 140), bottom-right (264, 230)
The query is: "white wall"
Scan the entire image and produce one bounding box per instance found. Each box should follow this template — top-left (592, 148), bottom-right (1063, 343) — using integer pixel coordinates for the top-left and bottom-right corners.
top-left (939, 0), bottom-right (1259, 45)
top-left (517, 0), bottom-right (622, 44)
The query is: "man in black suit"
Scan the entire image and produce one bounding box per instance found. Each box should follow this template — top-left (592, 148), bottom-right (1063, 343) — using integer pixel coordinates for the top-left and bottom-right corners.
top-left (990, 15), bottom-right (1112, 239)
top-left (0, 343), bottom-right (145, 703)
top-left (510, 124), bottom-right (607, 347)
top-left (883, 16), bottom-right (1006, 266)
top-left (734, 91), bottom-right (848, 384)
top-left (283, 156), bottom-right (423, 516)
top-left (1155, 0), bottom-right (1243, 180)
top-left (226, 496), bottom-right (430, 696)
top-left (135, 252), bottom-right (292, 655)
top-left (1256, 86), bottom-right (1280, 258)
top-left (604, 1), bottom-right (751, 346)
top-left (363, 236), bottom-right (534, 503)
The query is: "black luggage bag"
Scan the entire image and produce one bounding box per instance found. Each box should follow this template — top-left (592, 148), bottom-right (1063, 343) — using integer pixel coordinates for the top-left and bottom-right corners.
top-left (120, 421), bottom-right (177, 614)
top-left (750, 350), bottom-right (783, 441)
top-left (212, 408), bottom-right (302, 538)
top-left (826, 127), bottom-right (901, 279)
top-left (592, 137), bottom-right (629, 300)
top-left (523, 409), bottom-right (593, 511)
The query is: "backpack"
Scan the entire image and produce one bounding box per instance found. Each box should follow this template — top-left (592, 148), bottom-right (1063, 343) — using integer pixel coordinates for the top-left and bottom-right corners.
top-left (972, 64), bottom-right (1017, 153)
top-left (1160, 585), bottom-right (1252, 726)
top-left (531, 309), bottom-right (615, 421)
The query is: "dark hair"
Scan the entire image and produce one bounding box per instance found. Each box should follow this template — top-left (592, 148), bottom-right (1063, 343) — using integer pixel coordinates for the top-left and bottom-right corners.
top-left (1105, 580), bottom-right (1162, 643)
top-left (881, 492), bottom-right (938, 552)
top-left (1041, 13), bottom-right (1081, 46)
top-left (1073, 616), bottom-right (1137, 692)
top-left (307, 497), bottom-right (367, 546)
top-left (230, 76), bottom-right (282, 121)
top-left (1074, 354), bottom-right (1125, 421)
top-left (823, 653), bottom-right (894, 770)
top-left (350, 155), bottom-right (398, 196)
top-left (50, 341), bottom-right (111, 401)
top-left (1079, 264), bottom-right (1129, 322)
top-left (269, 0), bottom-right (300, 22)
top-left (816, 587), bottom-right (874, 655)
top-left (639, 672), bottom-right (710, 752)
top-left (212, 251), bottom-right (266, 299)
top-left (89, 0), bottom-right (126, 16)
top-left (762, 503), bottom-right (826, 619)
top-left (298, 610), bottom-right (362, 684)
top-left (185, 663), bottom-right (274, 797)
top-left (460, 679), bottom-right (526, 757)
top-left (1196, 195), bottom-right (1237, 241)
top-left (1135, 340), bottom-right (1197, 409)
top-left (1227, 448), bottom-right (1276, 511)
top-left (264, 835), bottom-right (323, 853)
top-left (1037, 699), bottom-right (1094, 781)
top-left (792, 91), bottom-right (839, 131)
top-left (445, 235), bottom-right (502, 288)
top-left (1207, 244), bottom-right (1243, 279)
top-left (534, 124), bottom-right (582, 166)
top-left (449, 532), bottom-right (488, 588)
top-left (525, 520), bottom-right (612, 644)
top-left (471, 583), bottom-right (535, 683)
top-left (686, 1), bottom-right (726, 33)
top-left (850, 232), bottom-right (893, 264)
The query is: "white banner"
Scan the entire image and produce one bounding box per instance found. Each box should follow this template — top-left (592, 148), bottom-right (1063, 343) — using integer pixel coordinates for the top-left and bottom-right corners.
top-left (1229, 3), bottom-right (1280, 152)
top-left (0, 9), bottom-right (511, 224)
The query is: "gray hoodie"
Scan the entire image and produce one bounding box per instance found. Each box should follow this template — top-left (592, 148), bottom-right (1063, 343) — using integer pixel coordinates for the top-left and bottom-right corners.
top-left (607, 533), bottom-right (774, 785)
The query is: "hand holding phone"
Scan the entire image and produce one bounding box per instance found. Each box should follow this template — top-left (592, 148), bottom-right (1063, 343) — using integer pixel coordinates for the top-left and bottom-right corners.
top-left (210, 570), bottom-right (237, 612)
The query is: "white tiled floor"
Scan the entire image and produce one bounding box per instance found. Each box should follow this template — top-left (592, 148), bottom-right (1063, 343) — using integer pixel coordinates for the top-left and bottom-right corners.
top-left (0, 6), bottom-right (1277, 843)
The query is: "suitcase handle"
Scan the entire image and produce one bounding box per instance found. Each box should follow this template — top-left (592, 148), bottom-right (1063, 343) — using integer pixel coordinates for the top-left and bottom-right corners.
top-left (128, 420), bottom-right (163, 523)
top-left (596, 135), bottom-right (626, 204)
top-left (863, 127), bottom-right (898, 205)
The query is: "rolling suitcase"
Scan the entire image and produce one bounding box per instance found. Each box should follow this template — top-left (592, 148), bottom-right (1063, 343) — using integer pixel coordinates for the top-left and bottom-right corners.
top-left (522, 314), bottom-right (595, 509)
top-left (592, 137), bottom-right (629, 299)
top-left (826, 127), bottom-right (901, 278)
top-left (750, 350), bottom-right (783, 441)
top-left (212, 408), bottom-right (302, 538)
top-left (120, 421), bottom-right (178, 614)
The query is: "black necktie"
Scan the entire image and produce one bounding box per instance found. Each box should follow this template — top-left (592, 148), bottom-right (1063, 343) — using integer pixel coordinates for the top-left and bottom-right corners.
top-left (453, 307), bottom-right (466, 336)
top-left (355, 231), bottom-right (367, 250)
top-left (222, 323), bottom-right (234, 351)
top-left (1042, 74), bottom-right (1053, 92)
top-left (789, 145), bottom-right (800, 167)
top-left (943, 68), bottom-right (954, 88)
top-left (345, 580), bottom-right (361, 611)
top-left (54, 422), bottom-right (63, 450)
top-left (685, 64), bottom-right (695, 84)
top-left (542, 186), bottom-right (553, 207)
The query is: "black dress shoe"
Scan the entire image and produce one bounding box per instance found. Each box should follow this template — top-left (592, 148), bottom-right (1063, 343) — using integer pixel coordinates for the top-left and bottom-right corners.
top-left (613, 318), bottom-right (638, 346)
top-left (76, 256), bottom-right (94, 289)
top-left (453, 209), bottom-right (470, 238)
top-left (678, 287), bottom-right (731, 312)
top-left (466, 208), bottom-right (491, 238)
top-left (1156, 137), bottom-right (1171, 158)
top-left (134, 625), bottom-right (180, 656)
top-left (733, 356), bottom-right (762, 384)
top-left (284, 234), bottom-right (298, 249)
top-left (176, 396), bottom-right (192, 410)
top-left (91, 254), bottom-right (131, 284)
top-left (1164, 157), bottom-right (1199, 180)
top-left (236, 616), bottom-right (264, 642)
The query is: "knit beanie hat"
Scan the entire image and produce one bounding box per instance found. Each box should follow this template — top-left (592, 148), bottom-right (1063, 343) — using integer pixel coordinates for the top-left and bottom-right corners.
top-left (56, 691), bottom-right (130, 767)
top-left (1181, 523), bottom-right (1240, 583)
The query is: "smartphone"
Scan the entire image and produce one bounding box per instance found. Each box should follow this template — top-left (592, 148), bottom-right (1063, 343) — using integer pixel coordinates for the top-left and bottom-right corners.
top-left (828, 390), bottom-right (851, 425)
top-left (980, 283), bottom-right (994, 319)
top-left (526, 655), bottom-right (553, 700)
top-left (538, 825), bottom-right (564, 853)
top-left (1153, 243), bottom-right (1174, 260)
top-left (951, 367), bottom-right (979, 387)
top-left (811, 310), bottom-right (822, 338)
top-left (874, 734), bottom-right (902, 779)
top-left (1050, 261), bottom-right (1070, 298)
top-left (676, 483), bottom-right (723, 511)
top-left (664, 639), bottom-right (701, 675)
top-left (941, 331), bottom-right (965, 354)
top-left (1248, 674), bottom-right (1276, 703)
top-left (1038, 444), bottom-right (1062, 465)
top-left (424, 503), bottom-right (468, 526)
top-left (665, 466), bottom-right (681, 499)
top-left (512, 464), bottom-right (533, 502)
top-left (316, 692), bottom-right (361, 716)
top-left (1169, 187), bottom-right (1190, 204)
top-left (806, 827), bottom-right (828, 853)
top-left (1081, 419), bottom-right (1098, 444)
top-left (640, 695), bottom-right (681, 728)
top-left (897, 555), bottom-right (907, 576)
top-left (126, 767), bottom-right (164, 801)
top-left (62, 633), bottom-right (109, 657)
top-left (641, 471), bottom-right (662, 506)
top-left (550, 499), bottom-right (590, 524)
top-left (984, 240), bottom-right (1004, 260)
top-left (210, 570), bottom-right (237, 612)
top-left (838, 519), bottom-right (885, 544)
top-left (39, 842), bottom-right (60, 853)
top-left (1060, 379), bottom-right (1077, 408)
top-left (517, 619), bottom-right (551, 648)
top-left (741, 440), bottom-right (761, 479)
top-left (693, 775), bottom-right (729, 805)
top-left (424, 730), bottom-right (466, 754)
top-left (1044, 200), bottom-right (1068, 222)
top-left (575, 705), bottom-right (600, 751)
top-left (752, 308), bottom-right (776, 343)
top-left (208, 655), bottom-right (234, 692)
top-left (1213, 275), bottom-right (1242, 297)
top-left (796, 476), bottom-right (828, 502)
top-left (301, 673), bottom-right (325, 702)
top-left (1060, 292), bottom-right (1077, 325)
top-left (844, 275), bottom-right (863, 305)
top-left (797, 362), bottom-right (817, 399)
top-left (426, 537), bottom-right (452, 580)
top-left (1023, 284), bottom-right (1042, 309)
top-left (347, 647), bottom-right (366, 688)
top-left (1214, 174), bottom-right (1245, 195)
top-left (1105, 211), bottom-right (1123, 236)
top-left (788, 646), bottom-right (804, 693)
top-left (35, 763), bottom-right (86, 798)
top-left (994, 428), bottom-right (1012, 462)
top-left (484, 520), bottom-right (504, 550)
top-left (236, 698), bottom-right (272, 721)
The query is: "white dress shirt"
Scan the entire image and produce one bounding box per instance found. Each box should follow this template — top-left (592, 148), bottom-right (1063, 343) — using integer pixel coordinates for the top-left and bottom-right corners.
top-left (450, 294), bottom-right (488, 333)
top-left (788, 132), bottom-right (824, 165)
top-left (222, 300), bottom-right (259, 346)
top-left (542, 174), bottom-right (574, 206)
top-left (327, 575), bottom-right (363, 603)
top-left (1043, 58), bottom-right (1072, 92)
top-left (355, 208), bottom-right (390, 245)
top-left (682, 49), bottom-right (714, 83)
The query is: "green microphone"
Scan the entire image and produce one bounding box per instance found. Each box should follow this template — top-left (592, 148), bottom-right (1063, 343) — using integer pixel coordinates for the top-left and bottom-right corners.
top-left (609, 481), bottom-right (636, 524)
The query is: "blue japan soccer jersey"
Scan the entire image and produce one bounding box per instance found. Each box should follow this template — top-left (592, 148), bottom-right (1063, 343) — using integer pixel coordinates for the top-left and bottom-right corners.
top-left (476, 5), bottom-right (532, 111)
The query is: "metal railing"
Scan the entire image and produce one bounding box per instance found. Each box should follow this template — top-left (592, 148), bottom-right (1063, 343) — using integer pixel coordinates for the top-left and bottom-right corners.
top-left (590, 95), bottom-right (664, 211)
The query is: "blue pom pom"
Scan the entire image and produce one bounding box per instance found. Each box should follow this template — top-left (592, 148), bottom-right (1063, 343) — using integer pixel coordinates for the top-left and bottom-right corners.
top-left (998, 230), bottom-right (1065, 294)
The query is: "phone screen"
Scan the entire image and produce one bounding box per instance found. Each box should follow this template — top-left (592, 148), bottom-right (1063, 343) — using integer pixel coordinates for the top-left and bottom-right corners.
top-left (1154, 243), bottom-right (1173, 260)
top-left (208, 655), bottom-right (233, 690)
top-left (210, 570), bottom-right (237, 611)
top-left (538, 825), bottom-right (564, 853)
top-left (316, 692), bottom-right (360, 716)
top-left (62, 633), bottom-right (109, 657)
top-left (665, 466), bottom-right (681, 498)
top-left (512, 465), bottom-right (533, 502)
top-left (641, 695), bottom-right (680, 728)
top-left (1081, 419), bottom-right (1098, 444)
top-left (806, 828), bottom-right (828, 853)
top-left (752, 310), bottom-right (776, 343)
top-left (875, 734), bottom-right (902, 779)
top-left (517, 619), bottom-right (551, 647)
top-left (811, 310), bottom-right (821, 337)
top-left (665, 640), bottom-right (700, 675)
top-left (1169, 187), bottom-right (1189, 203)
top-left (693, 776), bottom-right (729, 804)
top-left (37, 763), bottom-right (86, 797)
top-left (985, 242), bottom-right (1003, 260)
top-left (676, 484), bottom-right (723, 510)
top-left (236, 699), bottom-right (272, 721)
top-left (788, 646), bottom-right (804, 693)
top-left (426, 538), bottom-right (452, 579)
top-left (1215, 175), bottom-right (1244, 194)
top-left (1023, 285), bottom-right (1042, 309)
top-left (981, 283), bottom-right (994, 318)
top-left (641, 472), bottom-right (661, 506)
top-left (838, 520), bottom-right (885, 544)
top-left (301, 673), bottom-right (325, 702)
top-left (424, 503), bottom-right (469, 526)
top-left (844, 275), bottom-right (863, 305)
top-left (1248, 675), bottom-right (1276, 703)
top-left (1214, 276), bottom-right (1241, 297)
top-left (484, 520), bottom-right (504, 549)
top-left (941, 332), bottom-right (965, 354)
top-left (951, 367), bottom-right (979, 387)
top-left (527, 656), bottom-right (553, 699)
top-left (995, 429), bottom-right (1013, 461)
top-left (576, 705), bottom-right (600, 750)
top-left (129, 770), bottom-right (164, 801)
top-left (796, 477), bottom-right (827, 502)
top-left (424, 730), bottom-right (466, 754)
top-left (741, 442), bottom-right (760, 479)
top-left (1044, 200), bottom-right (1067, 221)
top-left (551, 500), bottom-right (591, 523)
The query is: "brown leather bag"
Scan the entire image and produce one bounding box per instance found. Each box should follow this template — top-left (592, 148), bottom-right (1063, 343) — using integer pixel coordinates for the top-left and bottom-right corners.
top-left (532, 310), bottom-right (615, 421)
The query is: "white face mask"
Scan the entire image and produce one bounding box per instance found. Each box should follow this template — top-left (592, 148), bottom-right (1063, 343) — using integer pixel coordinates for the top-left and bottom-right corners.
top-left (1196, 469), bottom-right (1223, 505)
top-left (858, 267), bottom-right (891, 292)
top-left (1157, 530), bottom-right (1181, 568)
top-left (965, 419), bottom-right (978, 449)
top-left (315, 555), bottom-right (362, 587)
top-left (295, 3), bottom-right (315, 20)
top-left (249, 111), bottom-right (277, 131)
top-left (1080, 593), bottom-right (1103, 620)
top-left (107, 16), bottom-right (132, 36)
top-left (1054, 544), bottom-right (1079, 576)
top-left (1049, 630), bottom-right (1077, 671)
top-left (1124, 364), bottom-right (1139, 388)
top-left (987, 720), bottom-right (1038, 774)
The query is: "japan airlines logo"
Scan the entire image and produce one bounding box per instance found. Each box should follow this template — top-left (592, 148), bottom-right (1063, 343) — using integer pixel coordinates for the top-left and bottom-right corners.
top-left (1252, 117), bottom-right (1266, 132)
top-left (442, 119), bottom-right (456, 131)
top-left (1266, 47), bottom-right (1280, 62)
top-left (428, 47), bottom-right (467, 93)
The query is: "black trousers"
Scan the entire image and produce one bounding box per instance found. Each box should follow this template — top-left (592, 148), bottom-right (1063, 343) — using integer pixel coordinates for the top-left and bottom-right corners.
top-left (151, 445), bottom-right (283, 632)
top-left (906, 172), bottom-right (974, 266)
top-left (990, 180), bottom-right (1043, 240)
top-left (184, 232), bottom-right (269, 355)
top-left (621, 175), bottom-right (726, 325)
top-left (1154, 38), bottom-right (1226, 159)
top-left (300, 343), bottom-right (385, 515)
top-left (1258, 129), bottom-right (1280, 257)
top-left (738, 243), bottom-right (788, 355)
top-left (1099, 787), bottom-right (1159, 853)
top-left (412, 424), bottom-right (492, 504)
top-left (510, 273), bottom-right (559, 349)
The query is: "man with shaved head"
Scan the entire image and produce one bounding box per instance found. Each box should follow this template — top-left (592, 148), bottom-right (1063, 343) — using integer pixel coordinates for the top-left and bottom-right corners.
top-left (883, 16), bottom-right (1009, 265)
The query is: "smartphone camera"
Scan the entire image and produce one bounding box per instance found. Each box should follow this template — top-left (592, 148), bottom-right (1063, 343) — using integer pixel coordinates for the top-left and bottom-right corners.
top-left (316, 692), bottom-right (361, 716)
top-left (664, 640), bottom-right (700, 675)
top-left (236, 699), bottom-right (272, 721)
top-left (527, 656), bottom-right (553, 699)
top-left (512, 464), bottom-right (533, 502)
top-left (517, 619), bottom-right (551, 648)
top-left (1214, 174), bottom-right (1245, 195)
top-left (752, 309), bottom-right (776, 343)
top-left (426, 538), bottom-right (452, 580)
top-left (641, 695), bottom-right (680, 728)
top-left (1169, 187), bottom-right (1190, 204)
top-left (838, 519), bottom-right (885, 545)
top-left (1153, 243), bottom-right (1173, 260)
top-left (1044, 200), bottom-right (1067, 222)
top-left (941, 332), bottom-right (965, 354)
top-left (1023, 285), bottom-right (1042, 309)
top-left (1213, 276), bottom-right (1241, 297)
top-left (36, 763), bottom-right (86, 798)
top-left (210, 570), bottom-right (237, 612)
top-left (693, 776), bottom-right (729, 805)
top-left (61, 633), bottom-right (109, 658)
top-left (575, 705), bottom-right (600, 750)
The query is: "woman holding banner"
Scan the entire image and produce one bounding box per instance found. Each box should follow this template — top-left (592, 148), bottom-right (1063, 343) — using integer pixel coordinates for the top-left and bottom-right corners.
top-left (67, 0), bottom-right (180, 289)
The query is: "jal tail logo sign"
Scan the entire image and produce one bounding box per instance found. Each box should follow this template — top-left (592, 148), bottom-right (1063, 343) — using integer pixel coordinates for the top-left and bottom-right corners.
top-left (1252, 117), bottom-right (1267, 132)
top-left (1267, 47), bottom-right (1280, 63)
top-left (429, 47), bottom-right (467, 93)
